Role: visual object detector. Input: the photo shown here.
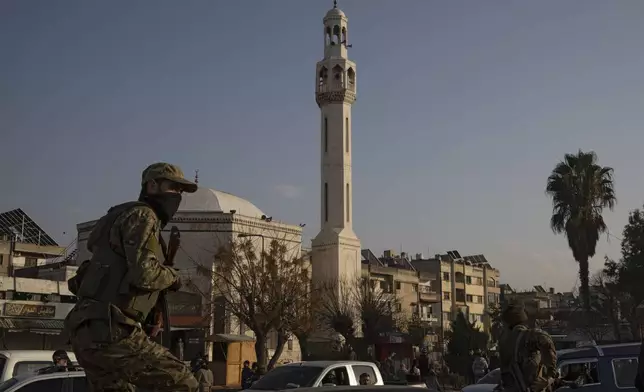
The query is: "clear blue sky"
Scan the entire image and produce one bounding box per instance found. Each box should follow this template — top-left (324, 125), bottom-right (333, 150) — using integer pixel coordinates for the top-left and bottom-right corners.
top-left (2, 0), bottom-right (644, 292)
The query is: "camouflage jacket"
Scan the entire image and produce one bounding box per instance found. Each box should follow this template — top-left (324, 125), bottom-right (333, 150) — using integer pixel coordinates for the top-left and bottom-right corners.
top-left (86, 203), bottom-right (177, 292)
top-left (499, 325), bottom-right (557, 392)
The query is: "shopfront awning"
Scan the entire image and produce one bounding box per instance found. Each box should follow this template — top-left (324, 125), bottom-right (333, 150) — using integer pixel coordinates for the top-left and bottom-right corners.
top-left (0, 318), bottom-right (65, 335)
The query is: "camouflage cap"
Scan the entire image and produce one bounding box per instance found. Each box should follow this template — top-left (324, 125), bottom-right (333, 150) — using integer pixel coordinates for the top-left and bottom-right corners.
top-left (141, 162), bottom-right (198, 193)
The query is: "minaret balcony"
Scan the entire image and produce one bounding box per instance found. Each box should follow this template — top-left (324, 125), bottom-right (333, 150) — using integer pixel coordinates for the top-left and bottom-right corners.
top-left (317, 81), bottom-right (355, 93)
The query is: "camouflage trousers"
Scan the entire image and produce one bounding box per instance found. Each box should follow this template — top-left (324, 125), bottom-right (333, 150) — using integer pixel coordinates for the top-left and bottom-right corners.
top-left (70, 320), bottom-right (199, 392)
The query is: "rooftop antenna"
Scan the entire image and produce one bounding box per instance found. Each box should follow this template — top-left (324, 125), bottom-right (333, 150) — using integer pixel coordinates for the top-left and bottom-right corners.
top-left (194, 169), bottom-right (199, 184)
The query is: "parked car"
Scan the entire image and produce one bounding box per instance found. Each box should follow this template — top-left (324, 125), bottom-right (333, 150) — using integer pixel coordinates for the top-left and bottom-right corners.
top-left (245, 361), bottom-right (384, 390)
top-left (294, 387), bottom-right (424, 392)
top-left (462, 368), bottom-right (500, 392)
top-left (0, 351), bottom-right (78, 382)
top-left (555, 342), bottom-right (639, 392)
top-left (460, 343), bottom-right (641, 392)
top-left (0, 370), bottom-right (87, 392)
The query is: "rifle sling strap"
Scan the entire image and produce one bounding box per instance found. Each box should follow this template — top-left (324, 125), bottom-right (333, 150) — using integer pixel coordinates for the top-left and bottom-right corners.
top-left (511, 329), bottom-right (529, 392)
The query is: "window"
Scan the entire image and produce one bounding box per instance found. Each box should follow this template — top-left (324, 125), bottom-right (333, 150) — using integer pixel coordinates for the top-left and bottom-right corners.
top-left (443, 292), bottom-right (450, 300)
top-left (13, 361), bottom-right (52, 377)
top-left (466, 276), bottom-right (472, 284)
top-left (0, 378), bottom-right (19, 392)
top-left (324, 183), bottom-right (328, 222)
top-left (395, 282), bottom-right (401, 290)
top-left (287, 338), bottom-right (293, 351)
top-left (72, 377), bottom-right (90, 392)
top-left (487, 279), bottom-right (496, 287)
top-left (321, 366), bottom-right (351, 386)
top-left (351, 365), bottom-right (376, 386)
top-left (442, 272), bottom-right (449, 281)
top-left (455, 289), bottom-right (465, 302)
top-left (412, 284), bottom-right (418, 292)
top-left (488, 293), bottom-right (498, 304)
top-left (0, 255), bottom-right (3, 265)
top-left (612, 358), bottom-right (638, 388)
top-left (559, 360), bottom-right (600, 387)
top-left (346, 184), bottom-right (350, 222)
top-left (25, 257), bottom-right (37, 268)
top-left (474, 277), bottom-right (483, 285)
top-left (250, 366), bottom-right (322, 389)
top-left (476, 295), bottom-right (483, 304)
top-left (442, 312), bottom-right (451, 321)
top-left (455, 272), bottom-right (464, 283)
top-left (345, 117), bottom-right (349, 152)
top-left (466, 294), bottom-right (473, 302)
top-left (324, 117), bottom-right (328, 153)
top-left (470, 314), bottom-right (482, 323)
top-left (15, 378), bottom-right (64, 392)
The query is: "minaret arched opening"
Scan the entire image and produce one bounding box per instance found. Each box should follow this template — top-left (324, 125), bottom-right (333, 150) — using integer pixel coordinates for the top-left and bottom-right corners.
top-left (325, 26), bottom-right (332, 46)
top-left (318, 66), bottom-right (328, 89)
top-left (347, 68), bottom-right (355, 89)
top-left (332, 25), bottom-right (340, 45)
top-left (341, 27), bottom-right (347, 45)
top-left (332, 65), bottom-right (343, 86)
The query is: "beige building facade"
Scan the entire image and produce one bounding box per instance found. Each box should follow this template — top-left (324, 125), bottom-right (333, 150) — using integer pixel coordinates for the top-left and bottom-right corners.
top-left (412, 252), bottom-right (501, 332)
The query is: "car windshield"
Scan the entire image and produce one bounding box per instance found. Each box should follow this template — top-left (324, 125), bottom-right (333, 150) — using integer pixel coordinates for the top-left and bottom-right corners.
top-left (249, 366), bottom-right (323, 390)
top-left (477, 369), bottom-right (500, 384)
top-left (0, 378), bottom-right (19, 392)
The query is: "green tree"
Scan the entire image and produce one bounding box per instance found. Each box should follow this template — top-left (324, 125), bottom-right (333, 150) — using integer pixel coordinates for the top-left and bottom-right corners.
top-left (603, 206), bottom-right (644, 339)
top-left (445, 312), bottom-right (489, 377)
top-left (487, 304), bottom-right (503, 343)
top-left (546, 150), bottom-right (616, 312)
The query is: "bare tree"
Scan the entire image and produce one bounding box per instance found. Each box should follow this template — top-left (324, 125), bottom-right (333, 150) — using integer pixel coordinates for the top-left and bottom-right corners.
top-left (193, 236), bottom-right (309, 370)
top-left (317, 278), bottom-right (402, 354)
top-left (317, 280), bottom-right (358, 347)
top-left (287, 285), bottom-right (319, 360)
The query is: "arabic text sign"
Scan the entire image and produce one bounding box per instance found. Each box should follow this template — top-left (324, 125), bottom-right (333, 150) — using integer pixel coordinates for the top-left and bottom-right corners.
top-left (4, 303), bottom-right (56, 318)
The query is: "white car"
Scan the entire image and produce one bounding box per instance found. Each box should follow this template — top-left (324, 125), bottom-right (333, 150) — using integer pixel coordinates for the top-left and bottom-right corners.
top-left (0, 351), bottom-right (78, 382)
top-left (0, 370), bottom-right (87, 392)
top-left (245, 361), bottom-right (385, 390)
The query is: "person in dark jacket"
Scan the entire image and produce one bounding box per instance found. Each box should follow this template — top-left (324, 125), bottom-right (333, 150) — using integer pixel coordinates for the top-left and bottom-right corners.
top-left (242, 360), bottom-right (255, 389)
top-left (37, 350), bottom-right (79, 374)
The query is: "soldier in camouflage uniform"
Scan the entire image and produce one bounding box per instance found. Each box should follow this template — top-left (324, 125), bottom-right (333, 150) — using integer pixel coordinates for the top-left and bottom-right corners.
top-left (498, 303), bottom-right (557, 392)
top-left (63, 162), bottom-right (199, 392)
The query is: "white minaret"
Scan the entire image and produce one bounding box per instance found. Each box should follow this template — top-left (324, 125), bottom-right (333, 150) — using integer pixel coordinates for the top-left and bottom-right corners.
top-left (311, 1), bottom-right (361, 287)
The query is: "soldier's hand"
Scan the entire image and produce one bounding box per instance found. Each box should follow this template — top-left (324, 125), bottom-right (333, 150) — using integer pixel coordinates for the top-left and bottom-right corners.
top-left (168, 275), bottom-right (182, 291)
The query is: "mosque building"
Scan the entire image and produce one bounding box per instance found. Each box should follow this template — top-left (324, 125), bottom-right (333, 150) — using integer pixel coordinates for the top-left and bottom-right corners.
top-left (75, 0), bottom-right (359, 365)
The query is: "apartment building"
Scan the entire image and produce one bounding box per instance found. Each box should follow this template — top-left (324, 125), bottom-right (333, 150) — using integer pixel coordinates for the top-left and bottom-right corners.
top-left (412, 251), bottom-right (501, 332)
top-left (361, 250), bottom-right (441, 332)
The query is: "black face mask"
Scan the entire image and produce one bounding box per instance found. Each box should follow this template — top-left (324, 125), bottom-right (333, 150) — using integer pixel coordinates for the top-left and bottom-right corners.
top-left (142, 193), bottom-right (182, 226)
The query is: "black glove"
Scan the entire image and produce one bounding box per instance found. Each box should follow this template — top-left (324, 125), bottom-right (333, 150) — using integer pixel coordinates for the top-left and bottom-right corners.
top-left (168, 275), bottom-right (182, 291)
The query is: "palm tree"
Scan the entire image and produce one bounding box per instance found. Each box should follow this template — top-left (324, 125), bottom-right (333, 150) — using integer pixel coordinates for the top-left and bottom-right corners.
top-left (546, 150), bottom-right (616, 312)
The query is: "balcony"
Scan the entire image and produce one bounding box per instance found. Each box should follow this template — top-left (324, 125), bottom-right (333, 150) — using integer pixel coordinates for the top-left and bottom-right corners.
top-left (420, 315), bottom-right (439, 324)
top-left (419, 285), bottom-right (439, 302)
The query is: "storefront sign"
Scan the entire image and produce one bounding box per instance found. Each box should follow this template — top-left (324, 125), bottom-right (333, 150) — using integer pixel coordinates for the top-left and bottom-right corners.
top-left (4, 303), bottom-right (56, 318)
top-left (168, 303), bottom-right (201, 316)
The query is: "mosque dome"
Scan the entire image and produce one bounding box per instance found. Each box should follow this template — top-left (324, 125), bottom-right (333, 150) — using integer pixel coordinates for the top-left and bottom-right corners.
top-left (325, 7), bottom-right (345, 18)
top-left (179, 187), bottom-right (265, 218)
